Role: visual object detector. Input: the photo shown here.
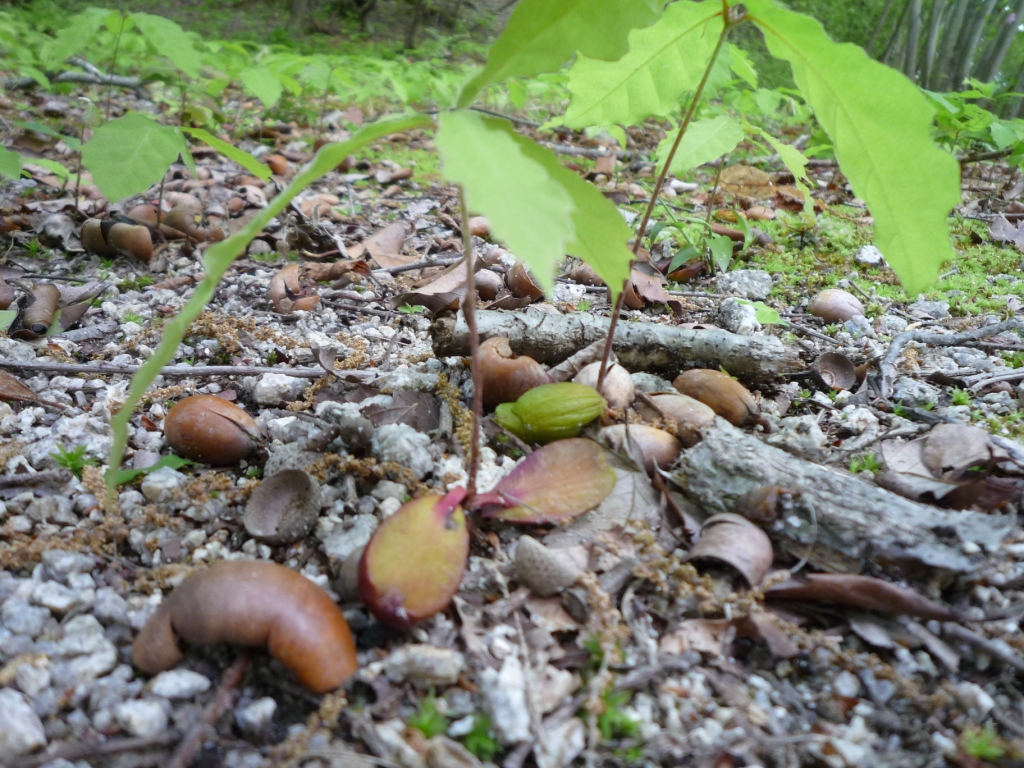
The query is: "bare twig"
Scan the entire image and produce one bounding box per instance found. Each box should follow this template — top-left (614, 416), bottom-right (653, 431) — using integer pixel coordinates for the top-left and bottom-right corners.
top-left (167, 655), bottom-right (250, 768)
top-left (457, 185), bottom-right (482, 505)
top-left (879, 317), bottom-right (1024, 398)
top-left (6, 730), bottom-right (181, 768)
top-left (0, 358), bottom-right (329, 379)
top-left (0, 470), bottom-right (72, 488)
top-left (387, 257), bottom-right (462, 275)
top-left (942, 623), bottom-right (1024, 672)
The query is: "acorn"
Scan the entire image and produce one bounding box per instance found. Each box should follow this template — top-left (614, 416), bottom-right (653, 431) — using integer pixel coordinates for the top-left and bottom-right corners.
top-left (636, 393), bottom-right (715, 447)
top-left (673, 369), bottom-right (760, 428)
top-left (478, 336), bottom-right (553, 408)
top-left (514, 536), bottom-right (583, 596)
top-left (598, 424), bottom-right (681, 474)
top-left (573, 361), bottom-right (635, 410)
top-left (164, 395), bottom-right (263, 465)
top-left (494, 382), bottom-right (607, 444)
top-left (807, 289), bottom-right (864, 323)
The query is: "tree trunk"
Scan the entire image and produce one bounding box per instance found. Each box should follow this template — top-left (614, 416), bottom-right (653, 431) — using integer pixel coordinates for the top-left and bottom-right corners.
top-left (903, 0), bottom-right (923, 80)
top-left (881, 0), bottom-right (912, 66)
top-left (921, 0), bottom-right (947, 89)
top-left (867, 0), bottom-right (900, 55)
top-left (290, 0), bottom-right (309, 36)
top-left (403, 0), bottom-right (424, 49)
top-left (952, 0), bottom-right (999, 89)
top-left (931, 0), bottom-right (969, 90)
top-left (1002, 58), bottom-right (1024, 118)
top-left (977, 0), bottom-right (1024, 83)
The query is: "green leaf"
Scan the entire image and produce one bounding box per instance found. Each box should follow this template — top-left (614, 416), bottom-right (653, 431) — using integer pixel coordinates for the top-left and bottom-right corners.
top-left (108, 455), bottom-right (195, 488)
top-left (0, 310), bottom-right (18, 332)
top-left (728, 44), bottom-right (758, 89)
top-left (82, 113), bottom-right (191, 203)
top-left (30, 158), bottom-right (70, 184)
top-left (131, 13), bottom-right (202, 79)
top-left (990, 121), bottom-right (1020, 151)
top-left (499, 121), bottom-right (633, 300)
top-left (736, 299), bottom-right (787, 326)
top-left (181, 127), bottom-right (271, 181)
top-left (751, 3), bottom-right (960, 294)
top-left (436, 110), bottom-right (575, 294)
top-left (458, 0), bottom-right (662, 108)
top-left (709, 234), bottom-right (733, 273)
top-left (0, 146), bottom-right (22, 181)
top-left (239, 66), bottom-right (283, 108)
top-left (42, 8), bottom-right (109, 69)
top-left (565, 1), bottom-right (722, 129)
top-left (657, 115), bottom-right (743, 176)
top-left (106, 113), bottom-right (432, 497)
top-left (748, 125), bottom-right (813, 215)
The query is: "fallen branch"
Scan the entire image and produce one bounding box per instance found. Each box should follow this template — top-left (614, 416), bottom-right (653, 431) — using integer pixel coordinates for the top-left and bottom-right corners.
top-left (879, 317), bottom-right (1024, 399)
top-left (0, 358), bottom-right (327, 379)
top-left (671, 419), bottom-right (1011, 577)
top-left (431, 309), bottom-right (801, 385)
top-left (5, 57), bottom-right (145, 96)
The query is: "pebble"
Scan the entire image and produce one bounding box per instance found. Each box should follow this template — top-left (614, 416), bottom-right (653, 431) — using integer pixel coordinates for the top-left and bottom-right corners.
top-left (253, 373), bottom-right (308, 405)
top-left (843, 314), bottom-right (875, 338)
top-left (715, 269), bottom-right (772, 300)
top-left (630, 372), bottom-right (676, 393)
top-left (115, 698), bottom-right (169, 737)
top-left (32, 580), bottom-right (81, 614)
top-left (716, 297), bottom-right (761, 336)
top-left (236, 697), bottom-right (277, 735)
top-left (41, 550), bottom-right (95, 578)
top-left (148, 669), bottom-right (212, 699)
top-left (384, 644), bottom-right (465, 688)
top-left (874, 314), bottom-right (907, 335)
top-left (92, 587), bottom-right (130, 626)
top-left (767, 415), bottom-right (828, 460)
top-left (908, 299), bottom-right (950, 319)
top-left (0, 689), bottom-right (47, 756)
top-left (481, 655), bottom-right (531, 745)
top-left (140, 467), bottom-right (188, 503)
top-left (853, 245), bottom-right (885, 266)
top-left (892, 378), bottom-right (941, 408)
top-left (15, 661), bottom-right (51, 697)
top-left (319, 514), bottom-right (378, 569)
top-left (372, 423), bottom-right (433, 479)
top-left (2, 596), bottom-right (54, 637)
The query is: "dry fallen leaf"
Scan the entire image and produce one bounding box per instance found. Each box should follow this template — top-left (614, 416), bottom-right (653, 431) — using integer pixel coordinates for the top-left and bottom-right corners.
top-left (765, 573), bottom-right (957, 621)
top-left (0, 369), bottom-right (64, 409)
top-left (349, 222), bottom-right (410, 269)
top-left (687, 513), bottom-right (774, 586)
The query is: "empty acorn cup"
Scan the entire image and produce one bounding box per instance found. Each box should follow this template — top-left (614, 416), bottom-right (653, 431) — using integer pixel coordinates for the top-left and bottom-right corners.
top-left (811, 352), bottom-right (856, 391)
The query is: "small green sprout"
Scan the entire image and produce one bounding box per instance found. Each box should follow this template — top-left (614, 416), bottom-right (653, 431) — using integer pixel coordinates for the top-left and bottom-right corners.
top-left (961, 726), bottom-right (1004, 761)
top-left (576, 298), bottom-right (592, 312)
top-left (848, 452), bottom-right (882, 474)
top-left (408, 690), bottom-right (448, 738)
top-left (462, 714), bottom-right (501, 762)
top-left (50, 444), bottom-right (98, 479)
top-left (398, 303), bottom-right (426, 314)
top-left (597, 690), bottom-right (639, 741)
top-left (950, 388), bottom-right (971, 406)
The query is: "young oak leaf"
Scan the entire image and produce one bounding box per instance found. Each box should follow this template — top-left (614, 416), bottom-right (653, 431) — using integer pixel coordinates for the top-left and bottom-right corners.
top-left (437, 110), bottom-right (575, 294)
top-left (458, 0), bottom-right (662, 108)
top-left (565, 1), bottom-right (723, 130)
top-left (82, 113), bottom-right (195, 203)
top-left (181, 127), bottom-right (272, 182)
top-left (494, 121), bottom-right (633, 300)
top-left (750, 1), bottom-right (960, 294)
top-left (239, 66), bottom-right (284, 109)
top-left (41, 8), bottom-right (111, 69)
top-left (656, 115), bottom-right (744, 177)
top-left (131, 12), bottom-right (201, 79)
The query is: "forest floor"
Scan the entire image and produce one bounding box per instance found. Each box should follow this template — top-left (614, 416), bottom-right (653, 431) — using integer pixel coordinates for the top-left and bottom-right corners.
top-left (3, 56), bottom-right (1024, 768)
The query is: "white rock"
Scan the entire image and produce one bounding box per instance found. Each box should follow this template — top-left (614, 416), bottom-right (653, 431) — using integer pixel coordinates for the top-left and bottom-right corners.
top-left (384, 645), bottom-right (465, 689)
top-left (42, 549), bottom-right (94, 577)
top-left (319, 514), bottom-right (377, 568)
top-left (481, 655), bottom-right (531, 745)
top-left (716, 297), bottom-right (761, 336)
top-left (715, 269), bottom-right (772, 300)
top-left (839, 407), bottom-right (878, 436)
top-left (148, 669), bottom-right (211, 699)
top-left (253, 373), bottom-right (307, 405)
top-left (15, 661), bottom-right (51, 697)
top-left (1, 596), bottom-right (54, 636)
top-left (767, 415), bottom-right (828, 460)
top-left (552, 283), bottom-right (586, 303)
top-left (372, 423), bottom-right (433, 480)
top-left (535, 717), bottom-right (585, 768)
top-left (140, 467), bottom-right (187, 503)
top-left (32, 580), bottom-right (80, 614)
top-left (236, 697), bottom-right (277, 735)
top-left (115, 699), bottom-right (168, 737)
top-left (854, 245), bottom-right (885, 266)
top-left (0, 689), bottom-right (47, 756)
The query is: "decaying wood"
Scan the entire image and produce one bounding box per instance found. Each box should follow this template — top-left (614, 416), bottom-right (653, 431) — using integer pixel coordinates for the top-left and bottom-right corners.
top-left (431, 310), bottom-right (801, 385)
top-left (670, 419), bottom-right (1015, 578)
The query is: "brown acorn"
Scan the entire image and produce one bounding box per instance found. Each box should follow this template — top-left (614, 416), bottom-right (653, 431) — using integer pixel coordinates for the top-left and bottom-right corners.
top-left (164, 395), bottom-right (263, 465)
top-left (507, 262), bottom-right (544, 301)
top-left (807, 289), bottom-right (864, 323)
top-left (478, 336), bottom-right (553, 408)
top-left (673, 369), bottom-right (760, 428)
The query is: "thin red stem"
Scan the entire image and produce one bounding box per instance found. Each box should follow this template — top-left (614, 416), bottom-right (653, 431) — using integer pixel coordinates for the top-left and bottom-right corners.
top-left (595, 14), bottom-right (735, 392)
top-left (457, 185), bottom-right (482, 505)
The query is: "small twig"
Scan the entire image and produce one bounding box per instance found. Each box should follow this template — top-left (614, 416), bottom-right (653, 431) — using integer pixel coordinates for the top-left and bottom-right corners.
top-left (469, 105), bottom-right (541, 128)
top-left (167, 655), bottom-right (250, 768)
top-left (942, 623), bottom-right (1024, 672)
top-left (967, 370), bottom-right (1024, 391)
top-left (0, 358), bottom-right (329, 379)
top-left (537, 142), bottom-right (646, 160)
top-left (788, 321), bottom-right (841, 345)
top-left (6, 730), bottom-right (181, 768)
top-left (387, 257), bottom-right (462, 275)
top-left (457, 184), bottom-right (482, 505)
top-left (0, 470), bottom-right (72, 488)
top-left (879, 318), bottom-right (1024, 398)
